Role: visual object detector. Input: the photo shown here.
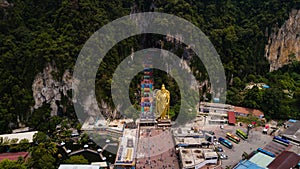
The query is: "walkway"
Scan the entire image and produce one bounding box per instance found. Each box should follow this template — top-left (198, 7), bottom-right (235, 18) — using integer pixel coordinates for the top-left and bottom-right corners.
top-left (102, 143), bottom-right (118, 150)
top-left (69, 149), bottom-right (99, 156)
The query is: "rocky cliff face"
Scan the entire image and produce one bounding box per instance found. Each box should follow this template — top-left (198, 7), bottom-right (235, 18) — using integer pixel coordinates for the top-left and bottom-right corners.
top-left (0, 0), bottom-right (13, 8)
top-left (32, 63), bottom-right (117, 119)
top-left (265, 9), bottom-right (300, 71)
top-left (32, 63), bottom-right (72, 116)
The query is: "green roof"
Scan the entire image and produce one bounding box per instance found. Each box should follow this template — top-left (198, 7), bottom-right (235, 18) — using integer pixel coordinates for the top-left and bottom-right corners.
top-left (249, 152), bottom-right (274, 168)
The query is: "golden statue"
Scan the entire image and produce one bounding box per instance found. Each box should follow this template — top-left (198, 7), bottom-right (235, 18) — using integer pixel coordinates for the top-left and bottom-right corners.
top-left (156, 84), bottom-right (170, 119)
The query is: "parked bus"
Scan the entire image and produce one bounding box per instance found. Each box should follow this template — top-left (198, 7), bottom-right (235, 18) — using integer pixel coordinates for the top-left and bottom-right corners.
top-left (236, 129), bottom-right (248, 140)
top-left (257, 148), bottom-right (276, 157)
top-left (273, 136), bottom-right (289, 146)
top-left (218, 137), bottom-right (233, 149)
top-left (226, 133), bottom-right (240, 144)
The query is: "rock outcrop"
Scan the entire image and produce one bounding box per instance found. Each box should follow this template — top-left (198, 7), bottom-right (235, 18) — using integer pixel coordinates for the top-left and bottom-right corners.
top-left (0, 0), bottom-right (13, 8)
top-left (265, 9), bottom-right (300, 71)
top-left (32, 63), bottom-right (72, 116)
top-left (33, 63), bottom-right (118, 119)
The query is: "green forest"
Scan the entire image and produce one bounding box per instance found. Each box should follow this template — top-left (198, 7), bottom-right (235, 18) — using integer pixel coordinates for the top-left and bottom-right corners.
top-left (0, 0), bottom-right (300, 136)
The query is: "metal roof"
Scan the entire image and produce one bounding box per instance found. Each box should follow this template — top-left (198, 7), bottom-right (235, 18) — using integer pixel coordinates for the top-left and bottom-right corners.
top-left (281, 121), bottom-right (300, 143)
top-left (234, 106), bottom-right (264, 117)
top-left (233, 160), bottom-right (264, 169)
top-left (227, 111), bottom-right (236, 124)
top-left (0, 152), bottom-right (29, 162)
top-left (249, 152), bottom-right (274, 168)
top-left (267, 151), bottom-right (300, 169)
top-left (282, 121), bottom-right (300, 136)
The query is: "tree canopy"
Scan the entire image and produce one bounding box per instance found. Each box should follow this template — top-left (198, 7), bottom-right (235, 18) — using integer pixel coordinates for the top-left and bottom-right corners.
top-left (0, 0), bottom-right (299, 135)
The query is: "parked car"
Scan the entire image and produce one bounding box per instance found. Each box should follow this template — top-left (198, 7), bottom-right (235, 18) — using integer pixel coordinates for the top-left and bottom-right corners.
top-left (213, 141), bottom-right (220, 145)
top-left (262, 128), bottom-right (268, 134)
top-left (219, 153), bottom-right (228, 160)
top-left (216, 146), bottom-right (223, 152)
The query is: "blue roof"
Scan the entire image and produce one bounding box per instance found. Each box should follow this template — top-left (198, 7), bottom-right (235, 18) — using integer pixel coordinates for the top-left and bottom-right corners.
top-left (262, 85), bottom-right (270, 88)
top-left (177, 143), bottom-right (188, 147)
top-left (213, 98), bottom-right (220, 103)
top-left (234, 160), bottom-right (264, 169)
top-left (288, 119), bottom-right (297, 123)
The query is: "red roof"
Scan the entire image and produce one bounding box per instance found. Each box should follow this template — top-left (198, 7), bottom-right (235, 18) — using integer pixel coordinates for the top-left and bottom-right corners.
top-left (234, 106), bottom-right (264, 117)
top-left (0, 152), bottom-right (29, 162)
top-left (267, 151), bottom-right (300, 169)
top-left (227, 111), bottom-right (236, 124)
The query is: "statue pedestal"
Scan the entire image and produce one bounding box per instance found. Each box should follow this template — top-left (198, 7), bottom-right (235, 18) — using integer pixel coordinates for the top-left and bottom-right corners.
top-left (157, 119), bottom-right (171, 128)
top-left (157, 119), bottom-right (171, 123)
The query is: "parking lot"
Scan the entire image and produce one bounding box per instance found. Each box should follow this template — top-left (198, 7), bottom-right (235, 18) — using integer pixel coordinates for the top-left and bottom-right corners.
top-left (202, 124), bottom-right (273, 168)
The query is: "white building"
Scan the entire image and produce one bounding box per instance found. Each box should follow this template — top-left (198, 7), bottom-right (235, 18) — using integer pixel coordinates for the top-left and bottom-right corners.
top-left (199, 102), bottom-right (234, 114)
top-left (179, 148), bottom-right (218, 169)
top-left (0, 131), bottom-right (38, 144)
top-left (114, 129), bottom-right (137, 168)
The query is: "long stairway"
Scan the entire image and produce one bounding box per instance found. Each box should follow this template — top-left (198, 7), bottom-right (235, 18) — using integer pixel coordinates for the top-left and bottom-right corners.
top-left (140, 54), bottom-right (156, 125)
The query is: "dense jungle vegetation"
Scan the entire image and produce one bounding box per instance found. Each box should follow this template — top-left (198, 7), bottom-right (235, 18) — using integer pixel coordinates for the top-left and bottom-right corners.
top-left (0, 0), bottom-right (300, 135)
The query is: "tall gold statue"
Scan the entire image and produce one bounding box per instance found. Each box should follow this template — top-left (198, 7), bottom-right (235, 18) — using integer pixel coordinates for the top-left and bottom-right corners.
top-left (156, 84), bottom-right (170, 119)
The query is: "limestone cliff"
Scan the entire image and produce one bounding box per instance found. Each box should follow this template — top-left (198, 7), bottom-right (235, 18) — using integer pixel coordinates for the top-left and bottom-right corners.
top-left (32, 63), bottom-right (118, 119)
top-left (0, 0), bottom-right (12, 8)
top-left (32, 63), bottom-right (72, 116)
top-left (265, 9), bottom-right (300, 71)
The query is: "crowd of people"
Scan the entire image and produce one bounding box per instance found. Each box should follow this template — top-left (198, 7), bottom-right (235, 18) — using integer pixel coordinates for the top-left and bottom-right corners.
top-left (136, 149), bottom-right (179, 169)
top-left (136, 128), bottom-right (180, 169)
top-left (137, 129), bottom-right (173, 157)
